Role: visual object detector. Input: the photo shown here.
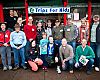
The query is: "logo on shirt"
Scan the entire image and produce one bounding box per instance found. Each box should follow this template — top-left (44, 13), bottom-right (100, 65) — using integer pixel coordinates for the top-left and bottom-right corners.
top-left (14, 18), bottom-right (16, 21)
top-left (32, 29), bottom-right (34, 31)
top-left (5, 34), bottom-right (8, 38)
top-left (67, 28), bottom-right (70, 32)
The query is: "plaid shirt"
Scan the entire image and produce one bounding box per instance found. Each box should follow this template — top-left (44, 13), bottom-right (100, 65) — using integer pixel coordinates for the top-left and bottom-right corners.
top-left (64, 24), bottom-right (78, 42)
top-left (52, 26), bottom-right (63, 40)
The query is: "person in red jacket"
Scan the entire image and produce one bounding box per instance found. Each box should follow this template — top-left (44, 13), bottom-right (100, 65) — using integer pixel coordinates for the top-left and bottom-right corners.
top-left (24, 16), bottom-right (37, 61)
top-left (0, 22), bottom-right (12, 71)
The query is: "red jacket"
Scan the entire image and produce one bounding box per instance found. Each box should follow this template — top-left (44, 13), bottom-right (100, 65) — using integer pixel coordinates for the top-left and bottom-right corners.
top-left (0, 30), bottom-right (11, 46)
top-left (24, 24), bottom-right (37, 40)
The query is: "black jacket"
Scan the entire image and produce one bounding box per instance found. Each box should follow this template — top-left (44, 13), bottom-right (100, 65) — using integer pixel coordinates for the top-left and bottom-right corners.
top-left (28, 45), bottom-right (39, 61)
top-left (96, 23), bottom-right (100, 43)
top-left (47, 42), bottom-right (59, 58)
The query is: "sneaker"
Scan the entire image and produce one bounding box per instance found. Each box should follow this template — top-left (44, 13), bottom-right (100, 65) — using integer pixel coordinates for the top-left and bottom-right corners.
top-left (25, 61), bottom-right (27, 64)
top-left (95, 67), bottom-right (99, 72)
top-left (44, 67), bottom-right (48, 72)
top-left (8, 66), bottom-right (12, 70)
top-left (42, 67), bottom-right (45, 70)
top-left (42, 66), bottom-right (48, 72)
top-left (86, 71), bottom-right (92, 75)
top-left (69, 70), bottom-right (74, 74)
top-left (3, 67), bottom-right (7, 71)
top-left (13, 65), bottom-right (19, 70)
top-left (92, 65), bottom-right (94, 67)
top-left (42, 66), bottom-right (46, 70)
top-left (22, 66), bottom-right (27, 70)
top-left (57, 68), bottom-right (61, 74)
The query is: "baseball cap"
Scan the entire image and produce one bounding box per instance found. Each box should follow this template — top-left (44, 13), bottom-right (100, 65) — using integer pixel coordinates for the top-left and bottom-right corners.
top-left (93, 15), bottom-right (99, 18)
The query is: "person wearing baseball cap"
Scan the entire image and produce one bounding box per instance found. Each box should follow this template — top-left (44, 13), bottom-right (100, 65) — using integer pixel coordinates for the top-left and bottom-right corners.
top-left (52, 19), bottom-right (63, 47)
top-left (93, 15), bottom-right (99, 18)
top-left (90, 14), bottom-right (100, 72)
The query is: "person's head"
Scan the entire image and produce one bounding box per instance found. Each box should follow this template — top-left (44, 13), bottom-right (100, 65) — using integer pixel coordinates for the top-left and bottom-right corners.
top-left (81, 18), bottom-right (86, 27)
top-left (67, 18), bottom-right (72, 25)
top-left (28, 16), bottom-right (33, 23)
top-left (0, 22), bottom-right (7, 31)
top-left (55, 20), bottom-right (60, 27)
top-left (14, 10), bottom-right (18, 17)
top-left (81, 39), bottom-right (87, 47)
top-left (43, 22), bottom-right (46, 27)
top-left (42, 32), bottom-right (47, 39)
top-left (62, 38), bottom-right (67, 47)
top-left (48, 35), bottom-right (53, 44)
top-left (31, 40), bottom-right (36, 47)
top-left (60, 21), bottom-right (64, 26)
top-left (14, 23), bottom-right (20, 32)
top-left (37, 21), bottom-right (42, 28)
top-left (47, 19), bottom-right (52, 27)
top-left (93, 15), bottom-right (100, 22)
top-left (17, 17), bottom-right (23, 24)
top-left (9, 10), bottom-right (14, 16)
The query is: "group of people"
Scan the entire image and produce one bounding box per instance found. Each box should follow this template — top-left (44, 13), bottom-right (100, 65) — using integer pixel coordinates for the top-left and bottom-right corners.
top-left (0, 9), bottom-right (100, 75)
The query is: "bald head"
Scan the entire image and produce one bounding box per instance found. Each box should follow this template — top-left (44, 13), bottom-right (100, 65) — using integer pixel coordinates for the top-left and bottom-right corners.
top-left (62, 38), bottom-right (67, 47)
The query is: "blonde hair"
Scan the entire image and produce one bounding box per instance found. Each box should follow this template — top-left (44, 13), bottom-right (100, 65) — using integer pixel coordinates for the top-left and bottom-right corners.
top-left (81, 39), bottom-right (87, 44)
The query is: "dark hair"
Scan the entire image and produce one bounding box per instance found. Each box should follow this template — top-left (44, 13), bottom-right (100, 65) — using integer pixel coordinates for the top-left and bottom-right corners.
top-left (48, 35), bottom-right (53, 40)
top-left (30, 40), bottom-right (36, 44)
top-left (0, 22), bottom-right (7, 31)
top-left (48, 35), bottom-right (53, 38)
top-left (30, 40), bottom-right (36, 48)
top-left (14, 23), bottom-right (20, 28)
top-left (42, 32), bottom-right (47, 36)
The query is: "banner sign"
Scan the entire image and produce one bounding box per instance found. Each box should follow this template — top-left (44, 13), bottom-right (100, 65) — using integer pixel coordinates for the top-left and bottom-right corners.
top-left (28, 7), bottom-right (70, 14)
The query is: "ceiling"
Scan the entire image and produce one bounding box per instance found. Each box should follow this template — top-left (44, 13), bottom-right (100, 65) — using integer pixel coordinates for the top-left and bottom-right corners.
top-left (0, 0), bottom-right (100, 7)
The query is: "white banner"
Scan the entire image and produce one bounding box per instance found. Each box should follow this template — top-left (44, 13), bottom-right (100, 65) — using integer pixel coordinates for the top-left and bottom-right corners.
top-left (28, 7), bottom-right (70, 14)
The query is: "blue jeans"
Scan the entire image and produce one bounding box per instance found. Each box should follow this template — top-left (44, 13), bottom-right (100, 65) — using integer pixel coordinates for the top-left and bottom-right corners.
top-left (90, 42), bottom-right (97, 54)
top-left (54, 40), bottom-right (61, 47)
top-left (62, 59), bottom-right (74, 71)
top-left (24, 41), bottom-right (31, 61)
top-left (40, 54), bottom-right (48, 67)
top-left (0, 46), bottom-right (11, 67)
top-left (90, 42), bottom-right (98, 67)
top-left (68, 40), bottom-right (76, 53)
top-left (96, 44), bottom-right (100, 67)
top-left (78, 59), bottom-right (94, 71)
top-left (13, 47), bottom-right (26, 66)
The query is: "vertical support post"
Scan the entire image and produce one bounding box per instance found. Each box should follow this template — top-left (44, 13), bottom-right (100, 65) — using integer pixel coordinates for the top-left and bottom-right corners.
top-left (25, 0), bottom-right (28, 24)
top-left (64, 0), bottom-right (68, 26)
top-left (88, 0), bottom-right (92, 46)
top-left (0, 3), bottom-right (4, 22)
